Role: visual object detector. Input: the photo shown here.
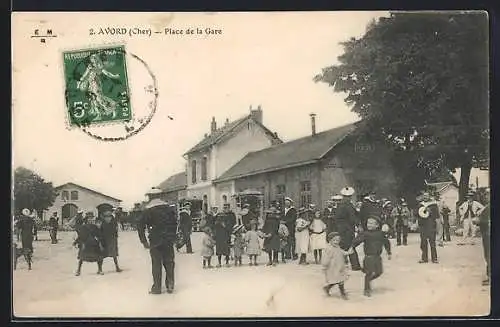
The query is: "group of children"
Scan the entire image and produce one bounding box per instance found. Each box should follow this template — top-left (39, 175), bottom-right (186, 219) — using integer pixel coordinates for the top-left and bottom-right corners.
top-left (200, 205), bottom-right (392, 299)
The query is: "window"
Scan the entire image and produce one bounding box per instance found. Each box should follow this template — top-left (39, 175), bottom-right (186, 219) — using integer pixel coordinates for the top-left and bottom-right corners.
top-left (70, 191), bottom-right (79, 200)
top-left (61, 191), bottom-right (69, 201)
top-left (299, 181), bottom-right (312, 208)
top-left (191, 160), bottom-right (197, 184)
top-left (201, 157), bottom-right (208, 181)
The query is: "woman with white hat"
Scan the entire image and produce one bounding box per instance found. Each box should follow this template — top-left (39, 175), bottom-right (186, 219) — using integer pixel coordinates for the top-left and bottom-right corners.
top-left (16, 208), bottom-right (36, 256)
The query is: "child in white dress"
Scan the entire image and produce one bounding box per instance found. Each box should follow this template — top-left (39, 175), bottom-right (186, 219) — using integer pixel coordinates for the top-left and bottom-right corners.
top-left (309, 210), bottom-right (327, 264)
top-left (295, 208), bottom-right (311, 265)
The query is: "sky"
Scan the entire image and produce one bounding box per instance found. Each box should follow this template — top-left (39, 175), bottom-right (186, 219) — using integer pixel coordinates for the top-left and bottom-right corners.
top-left (12, 12), bottom-right (391, 209)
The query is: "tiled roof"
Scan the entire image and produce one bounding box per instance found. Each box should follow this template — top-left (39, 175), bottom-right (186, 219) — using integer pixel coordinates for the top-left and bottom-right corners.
top-left (54, 182), bottom-right (121, 202)
top-left (215, 122), bottom-right (359, 182)
top-left (184, 115), bottom-right (281, 155)
top-left (157, 172), bottom-right (187, 192)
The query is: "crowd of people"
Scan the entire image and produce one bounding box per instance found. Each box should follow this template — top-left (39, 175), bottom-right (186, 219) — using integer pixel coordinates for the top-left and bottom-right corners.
top-left (12, 184), bottom-right (490, 298)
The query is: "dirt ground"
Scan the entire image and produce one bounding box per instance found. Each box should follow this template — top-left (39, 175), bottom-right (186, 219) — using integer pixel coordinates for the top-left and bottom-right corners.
top-left (13, 230), bottom-right (490, 318)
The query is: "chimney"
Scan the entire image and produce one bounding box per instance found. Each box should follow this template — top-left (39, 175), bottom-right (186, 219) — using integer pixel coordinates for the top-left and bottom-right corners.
top-left (310, 113), bottom-right (317, 136)
top-left (250, 104), bottom-right (263, 124)
top-left (210, 117), bottom-right (217, 133)
top-left (225, 118), bottom-right (230, 125)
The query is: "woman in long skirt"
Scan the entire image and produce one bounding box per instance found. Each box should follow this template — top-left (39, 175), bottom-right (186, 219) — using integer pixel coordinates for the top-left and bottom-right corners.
top-left (99, 210), bottom-right (122, 272)
top-left (73, 217), bottom-right (105, 276)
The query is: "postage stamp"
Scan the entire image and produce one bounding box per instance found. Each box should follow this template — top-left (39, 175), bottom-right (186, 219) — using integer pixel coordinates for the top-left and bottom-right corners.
top-left (63, 45), bottom-right (132, 127)
top-left (61, 44), bottom-right (160, 142)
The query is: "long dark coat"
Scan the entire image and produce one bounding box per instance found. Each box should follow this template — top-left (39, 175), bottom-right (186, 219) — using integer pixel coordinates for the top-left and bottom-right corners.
top-left (214, 221), bottom-right (230, 256)
top-left (335, 201), bottom-right (358, 250)
top-left (284, 207), bottom-right (297, 238)
top-left (16, 216), bottom-right (35, 251)
top-left (262, 214), bottom-right (280, 252)
top-left (74, 224), bottom-right (104, 262)
top-left (101, 217), bottom-right (119, 258)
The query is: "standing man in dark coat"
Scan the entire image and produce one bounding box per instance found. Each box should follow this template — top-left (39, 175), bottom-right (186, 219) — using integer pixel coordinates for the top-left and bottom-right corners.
top-left (335, 187), bottom-right (361, 271)
top-left (137, 192), bottom-right (178, 294)
top-left (99, 210), bottom-right (122, 272)
top-left (48, 212), bottom-right (59, 244)
top-left (440, 203), bottom-right (452, 242)
top-left (359, 192), bottom-right (382, 231)
top-left (178, 203), bottom-right (193, 254)
top-left (283, 197), bottom-right (298, 260)
top-left (417, 192), bottom-right (439, 264)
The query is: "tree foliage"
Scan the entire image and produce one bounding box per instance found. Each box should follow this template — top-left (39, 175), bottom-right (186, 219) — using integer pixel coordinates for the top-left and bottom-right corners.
top-left (14, 167), bottom-right (57, 215)
top-left (315, 12), bottom-right (489, 201)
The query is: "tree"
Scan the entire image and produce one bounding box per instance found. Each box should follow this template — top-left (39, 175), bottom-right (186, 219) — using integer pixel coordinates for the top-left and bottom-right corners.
top-left (314, 12), bottom-right (489, 201)
top-left (14, 167), bottom-right (57, 216)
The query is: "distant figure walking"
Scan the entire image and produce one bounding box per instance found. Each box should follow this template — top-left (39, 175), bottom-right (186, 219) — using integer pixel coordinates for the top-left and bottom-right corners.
top-left (49, 212), bottom-right (59, 244)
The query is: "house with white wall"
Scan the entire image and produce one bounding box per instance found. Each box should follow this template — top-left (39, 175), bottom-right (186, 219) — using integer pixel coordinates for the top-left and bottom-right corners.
top-left (44, 182), bottom-right (121, 225)
top-left (183, 105), bottom-right (282, 210)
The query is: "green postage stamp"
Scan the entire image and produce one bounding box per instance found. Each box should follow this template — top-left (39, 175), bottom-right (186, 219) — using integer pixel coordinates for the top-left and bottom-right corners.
top-left (63, 45), bottom-right (132, 126)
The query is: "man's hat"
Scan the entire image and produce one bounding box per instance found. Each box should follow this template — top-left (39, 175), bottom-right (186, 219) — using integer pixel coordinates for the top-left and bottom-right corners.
top-left (77, 209), bottom-right (84, 214)
top-left (183, 202), bottom-right (192, 208)
top-left (340, 186), bottom-right (355, 197)
top-left (332, 195), bottom-right (343, 201)
top-left (21, 208), bottom-right (31, 216)
top-left (232, 224), bottom-right (245, 234)
top-left (284, 197), bottom-right (294, 203)
top-left (327, 232), bottom-right (340, 242)
top-left (467, 190), bottom-right (475, 197)
top-left (242, 203), bottom-right (250, 208)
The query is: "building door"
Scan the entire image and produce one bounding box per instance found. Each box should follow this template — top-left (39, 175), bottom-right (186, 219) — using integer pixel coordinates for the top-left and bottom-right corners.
top-left (61, 203), bottom-right (78, 225)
